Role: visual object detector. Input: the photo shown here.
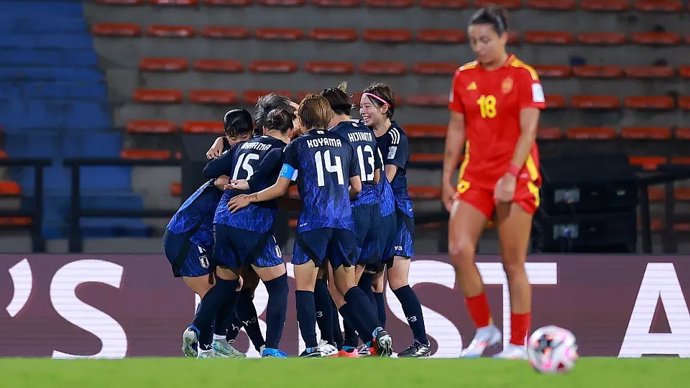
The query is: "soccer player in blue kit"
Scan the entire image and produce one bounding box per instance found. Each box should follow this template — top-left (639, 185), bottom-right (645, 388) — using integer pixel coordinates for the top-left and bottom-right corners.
top-left (229, 95), bottom-right (393, 357)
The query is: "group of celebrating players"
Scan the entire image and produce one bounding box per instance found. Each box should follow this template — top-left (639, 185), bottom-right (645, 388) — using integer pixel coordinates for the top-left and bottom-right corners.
top-left (162, 6), bottom-right (545, 360)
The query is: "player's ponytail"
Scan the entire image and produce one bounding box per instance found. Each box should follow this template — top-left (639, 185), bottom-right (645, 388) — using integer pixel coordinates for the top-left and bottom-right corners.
top-left (469, 6), bottom-right (509, 36)
top-left (362, 83), bottom-right (395, 119)
top-left (266, 109), bottom-right (294, 134)
top-left (320, 82), bottom-right (353, 116)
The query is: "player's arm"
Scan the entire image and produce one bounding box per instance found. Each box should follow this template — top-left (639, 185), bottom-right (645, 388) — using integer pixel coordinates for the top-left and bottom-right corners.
top-left (349, 176), bottom-right (362, 199)
top-left (510, 108), bottom-right (539, 171)
top-left (442, 111), bottom-right (466, 211)
top-left (382, 132), bottom-right (408, 183)
top-left (203, 149), bottom-right (234, 178)
top-left (206, 136), bottom-right (228, 159)
top-left (228, 162), bottom-right (295, 212)
top-left (234, 149), bottom-right (283, 191)
top-left (213, 175), bottom-right (230, 190)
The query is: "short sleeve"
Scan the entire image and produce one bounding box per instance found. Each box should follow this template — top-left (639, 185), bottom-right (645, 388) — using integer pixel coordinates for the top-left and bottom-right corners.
top-left (348, 143), bottom-right (360, 178)
top-left (448, 70), bottom-right (465, 114)
top-left (516, 67), bottom-right (546, 110)
top-left (384, 128), bottom-right (409, 169)
top-left (282, 142), bottom-right (298, 170)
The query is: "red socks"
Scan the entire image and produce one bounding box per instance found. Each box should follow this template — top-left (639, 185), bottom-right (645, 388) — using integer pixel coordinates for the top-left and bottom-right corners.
top-left (510, 312), bottom-right (531, 345)
top-left (465, 293), bottom-right (491, 328)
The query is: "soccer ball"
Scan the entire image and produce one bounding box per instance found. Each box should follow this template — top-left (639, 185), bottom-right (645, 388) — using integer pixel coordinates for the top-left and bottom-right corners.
top-left (527, 325), bottom-right (578, 374)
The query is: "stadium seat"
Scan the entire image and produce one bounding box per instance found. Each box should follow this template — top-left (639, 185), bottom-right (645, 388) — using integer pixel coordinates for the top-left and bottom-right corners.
top-left (474, 0), bottom-right (521, 9)
top-left (671, 156), bottom-right (690, 165)
top-left (133, 89), bottom-right (183, 103)
top-left (188, 90), bottom-right (238, 105)
top-left (146, 25), bottom-right (196, 38)
top-left (170, 182), bottom-right (181, 197)
top-left (363, 29), bottom-right (413, 43)
top-left (580, 0), bottom-right (629, 11)
top-left (416, 29), bottom-right (466, 44)
top-left (633, 0), bottom-right (683, 12)
top-left (412, 62), bottom-right (459, 76)
top-left (572, 65), bottom-right (623, 78)
top-left (365, 0), bottom-right (414, 8)
top-left (256, 0), bottom-right (306, 5)
top-left (680, 66), bottom-right (690, 79)
top-left (624, 96), bottom-right (675, 110)
top-left (537, 126), bottom-right (563, 140)
top-left (628, 156), bottom-right (667, 171)
top-left (304, 61), bottom-right (355, 75)
top-left (534, 65), bottom-right (571, 78)
top-left (506, 31), bottom-right (520, 45)
top-left (92, 23), bottom-right (142, 37)
top-left (200, 26), bottom-right (251, 39)
top-left (359, 61), bottom-right (407, 75)
top-left (524, 31), bottom-right (574, 44)
top-left (121, 149), bottom-right (173, 160)
top-left (624, 66), bottom-right (674, 78)
top-left (405, 94), bottom-right (447, 107)
top-left (182, 121), bottom-right (224, 134)
top-left (576, 32), bottom-right (626, 45)
top-left (312, 0), bottom-right (360, 7)
top-left (96, 0), bottom-right (145, 4)
top-left (419, 0), bottom-right (467, 9)
top-left (249, 60), bottom-right (298, 73)
top-left (255, 28), bottom-right (304, 40)
top-left (647, 187), bottom-right (664, 202)
top-left (545, 95), bottom-right (566, 109)
top-left (0, 150), bottom-right (7, 159)
top-left (193, 59), bottom-right (244, 73)
top-left (0, 181), bottom-right (21, 196)
top-left (631, 32), bottom-right (682, 45)
top-left (621, 127), bottom-right (671, 140)
top-left (138, 58), bottom-right (189, 72)
top-left (679, 97), bottom-right (690, 111)
top-left (242, 90), bottom-right (292, 105)
top-left (525, 0), bottom-right (576, 10)
top-left (150, 0), bottom-right (199, 6)
top-left (676, 127), bottom-right (690, 139)
top-left (126, 120), bottom-right (177, 134)
top-left (408, 186), bottom-right (442, 200)
top-left (570, 95), bottom-right (620, 109)
top-left (405, 124), bottom-right (446, 138)
top-left (203, 0), bottom-right (253, 5)
top-left (0, 217), bottom-right (32, 227)
top-left (676, 188), bottom-right (690, 201)
top-left (409, 152), bottom-right (444, 165)
top-left (309, 28), bottom-right (358, 42)
top-left (566, 127), bottom-right (617, 140)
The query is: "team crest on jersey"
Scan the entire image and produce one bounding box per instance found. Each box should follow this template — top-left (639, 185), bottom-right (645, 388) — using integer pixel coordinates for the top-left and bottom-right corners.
top-left (502, 77), bottom-right (513, 94)
top-left (467, 81), bottom-right (477, 91)
top-left (198, 254), bottom-right (209, 269)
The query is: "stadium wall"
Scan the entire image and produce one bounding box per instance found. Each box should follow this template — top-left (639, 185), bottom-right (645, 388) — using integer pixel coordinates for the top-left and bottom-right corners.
top-left (1, 254), bottom-right (688, 359)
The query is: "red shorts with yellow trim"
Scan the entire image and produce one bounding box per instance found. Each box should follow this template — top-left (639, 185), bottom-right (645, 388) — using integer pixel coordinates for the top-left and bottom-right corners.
top-left (455, 175), bottom-right (540, 219)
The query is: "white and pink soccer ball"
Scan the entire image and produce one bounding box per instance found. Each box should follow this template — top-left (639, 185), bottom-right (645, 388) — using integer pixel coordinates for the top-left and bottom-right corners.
top-left (527, 325), bottom-right (579, 374)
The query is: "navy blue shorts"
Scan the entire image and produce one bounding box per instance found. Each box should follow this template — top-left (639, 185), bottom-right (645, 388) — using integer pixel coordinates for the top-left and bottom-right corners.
top-left (353, 204), bottom-right (385, 266)
top-left (163, 229), bottom-right (211, 278)
top-left (385, 209), bottom-right (414, 264)
top-left (214, 224), bottom-right (284, 270)
top-left (291, 228), bottom-right (357, 268)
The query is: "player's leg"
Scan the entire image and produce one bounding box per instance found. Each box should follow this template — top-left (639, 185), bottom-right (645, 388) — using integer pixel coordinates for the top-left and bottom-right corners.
top-left (314, 266), bottom-right (336, 347)
top-left (370, 267), bottom-right (386, 327)
top-left (213, 276), bottom-right (247, 358)
top-left (233, 268), bottom-right (266, 353)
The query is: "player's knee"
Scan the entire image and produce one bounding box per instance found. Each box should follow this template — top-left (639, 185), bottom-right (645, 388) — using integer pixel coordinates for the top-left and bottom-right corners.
top-left (502, 260), bottom-right (526, 280)
top-left (449, 239), bottom-right (475, 267)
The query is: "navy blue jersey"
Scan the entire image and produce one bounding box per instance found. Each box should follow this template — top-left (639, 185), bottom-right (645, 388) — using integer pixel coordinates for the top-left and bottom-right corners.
top-left (377, 174), bottom-right (396, 217)
top-left (376, 122), bottom-right (413, 217)
top-left (213, 135), bottom-right (287, 233)
top-left (282, 128), bottom-right (360, 233)
top-left (166, 180), bottom-right (222, 251)
top-left (331, 120), bottom-right (382, 207)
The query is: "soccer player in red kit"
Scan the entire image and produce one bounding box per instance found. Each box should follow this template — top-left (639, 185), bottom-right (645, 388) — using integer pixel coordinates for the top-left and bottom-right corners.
top-left (442, 6), bottom-right (545, 359)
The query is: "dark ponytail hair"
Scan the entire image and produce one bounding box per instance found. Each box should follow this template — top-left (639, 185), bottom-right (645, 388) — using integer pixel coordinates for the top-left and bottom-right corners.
top-left (321, 82), bottom-right (352, 116)
top-left (265, 109), bottom-right (294, 134)
top-left (469, 6), bottom-right (509, 35)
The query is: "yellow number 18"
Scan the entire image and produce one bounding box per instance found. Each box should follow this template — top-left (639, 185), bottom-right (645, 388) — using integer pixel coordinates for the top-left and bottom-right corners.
top-left (476, 95), bottom-right (497, 119)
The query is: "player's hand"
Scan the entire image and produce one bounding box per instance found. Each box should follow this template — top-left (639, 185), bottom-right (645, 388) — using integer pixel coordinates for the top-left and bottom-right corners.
top-left (228, 194), bottom-right (251, 213)
top-left (494, 174), bottom-right (516, 203)
top-left (442, 182), bottom-right (456, 212)
top-left (214, 175), bottom-right (229, 190)
top-left (206, 137), bottom-right (225, 159)
top-left (225, 179), bottom-right (249, 191)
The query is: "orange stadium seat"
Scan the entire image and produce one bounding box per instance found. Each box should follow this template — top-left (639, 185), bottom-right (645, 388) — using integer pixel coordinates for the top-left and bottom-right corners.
top-left (138, 58), bottom-right (189, 72)
top-left (133, 89), bottom-right (183, 103)
top-left (0, 181), bottom-right (21, 196)
top-left (305, 61), bottom-right (355, 75)
top-left (150, 0), bottom-right (199, 6)
top-left (92, 23), bottom-right (142, 37)
top-left (312, 0), bottom-right (360, 6)
top-left (679, 97), bottom-right (690, 111)
top-left (242, 90), bottom-right (292, 105)
top-left (203, 0), bottom-right (253, 5)
top-left (545, 94), bottom-right (566, 109)
top-left (96, 0), bottom-right (145, 4)
top-left (570, 95), bottom-right (620, 109)
top-left (362, 29), bottom-right (413, 43)
top-left (633, 0), bottom-right (683, 12)
top-left (419, 0), bottom-right (467, 9)
top-left (629, 156), bottom-right (667, 170)
top-left (255, 28), bottom-right (304, 40)
top-left (193, 59), bottom-right (244, 73)
top-left (631, 32), bottom-right (682, 45)
top-left (572, 65), bottom-right (623, 78)
top-left (676, 188), bottom-right (690, 201)
top-left (581, 0), bottom-right (629, 11)
top-left (576, 32), bottom-right (626, 45)
top-left (146, 25), bottom-right (196, 38)
top-left (170, 182), bottom-right (182, 197)
top-left (524, 31), bottom-right (574, 44)
top-left (201, 26), bottom-right (250, 39)
top-left (621, 127), bottom-right (671, 140)
top-left (534, 65), bottom-right (571, 78)
top-left (537, 127), bottom-right (563, 140)
top-left (676, 127), bottom-right (690, 139)
top-left (0, 150), bottom-right (7, 159)
top-left (671, 156), bottom-right (690, 166)
top-left (647, 187), bottom-right (664, 202)
top-left (416, 29), bottom-right (466, 44)
top-left (249, 60), bottom-right (298, 73)
top-left (188, 90), bottom-right (238, 105)
top-left (0, 217), bottom-right (32, 226)
top-left (365, 0), bottom-right (414, 7)
top-left (409, 153), bottom-right (444, 165)
top-left (256, 0), bottom-right (305, 5)
top-left (680, 66), bottom-right (690, 79)
top-left (405, 94), bottom-right (447, 107)
top-left (566, 127), bottom-right (617, 140)
top-left (121, 149), bottom-right (173, 160)
top-left (359, 61), bottom-right (407, 75)
top-left (474, 0), bottom-right (521, 9)
top-left (126, 120), bottom-right (177, 134)
top-left (413, 62), bottom-right (459, 76)
top-left (309, 28), bottom-right (358, 42)
top-left (408, 186), bottom-right (442, 200)
top-left (405, 124), bottom-right (446, 138)
top-left (182, 121), bottom-right (224, 134)
top-left (624, 66), bottom-right (674, 78)
top-left (506, 31), bottom-right (520, 45)
top-left (526, 0), bottom-right (576, 10)
top-left (624, 96), bottom-right (675, 110)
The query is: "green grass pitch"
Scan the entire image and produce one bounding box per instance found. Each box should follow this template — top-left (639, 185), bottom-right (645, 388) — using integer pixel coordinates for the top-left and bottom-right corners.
top-left (1, 358), bottom-right (688, 387)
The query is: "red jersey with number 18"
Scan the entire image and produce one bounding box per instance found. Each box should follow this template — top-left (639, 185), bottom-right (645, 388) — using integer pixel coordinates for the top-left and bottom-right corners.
top-left (448, 54), bottom-right (545, 192)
